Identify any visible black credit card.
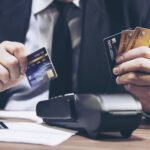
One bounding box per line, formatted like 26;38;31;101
103;32;121;77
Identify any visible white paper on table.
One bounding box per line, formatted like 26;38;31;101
0;122;77;146
0;111;42;123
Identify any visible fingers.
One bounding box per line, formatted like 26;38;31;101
0;81;3;91
1;74;25;91
0;48;20;80
0;41;27;91
114;46;150;112
113;58;150;75
124;84;150;112
116;46;150;64
1;41;27;74
0;64;9;84
113;46;150;82
116;72;150;86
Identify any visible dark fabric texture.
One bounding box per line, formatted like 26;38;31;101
0;0;150;108
50;1;73;97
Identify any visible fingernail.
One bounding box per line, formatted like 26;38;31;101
116;56;123;63
113;67;119;75
116;76;120;84
124;84;130;90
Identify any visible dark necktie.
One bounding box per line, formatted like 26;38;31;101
50;1;73;97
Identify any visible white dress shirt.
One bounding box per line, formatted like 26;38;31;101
5;0;82;110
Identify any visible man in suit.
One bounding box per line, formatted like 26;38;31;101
0;0;150;113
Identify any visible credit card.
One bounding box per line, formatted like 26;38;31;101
103;32;121;76
118;30;134;54
26;47;57;87
127;27;150;50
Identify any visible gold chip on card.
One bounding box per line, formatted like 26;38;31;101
47;69;55;78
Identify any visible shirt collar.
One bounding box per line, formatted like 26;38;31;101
33;0;80;15
73;0;80;8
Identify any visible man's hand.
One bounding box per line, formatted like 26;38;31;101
113;46;150;112
0;41;27;91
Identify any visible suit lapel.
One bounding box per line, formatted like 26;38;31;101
77;0;113;93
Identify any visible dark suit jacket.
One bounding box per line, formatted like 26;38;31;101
0;0;150;108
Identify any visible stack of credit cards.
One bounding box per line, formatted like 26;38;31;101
103;27;150;77
26;47;57;87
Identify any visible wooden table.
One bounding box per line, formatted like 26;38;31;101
0;120;150;150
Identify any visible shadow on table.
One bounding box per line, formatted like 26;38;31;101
78;131;144;142
140;118;150;129
77;118;150;142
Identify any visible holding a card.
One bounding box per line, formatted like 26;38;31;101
0;41;27;91
104;27;150;113
112;27;150;112
0;0;150;114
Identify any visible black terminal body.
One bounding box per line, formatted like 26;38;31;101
36;93;142;139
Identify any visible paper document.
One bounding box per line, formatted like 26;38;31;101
0;122;76;146
0;111;42;123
